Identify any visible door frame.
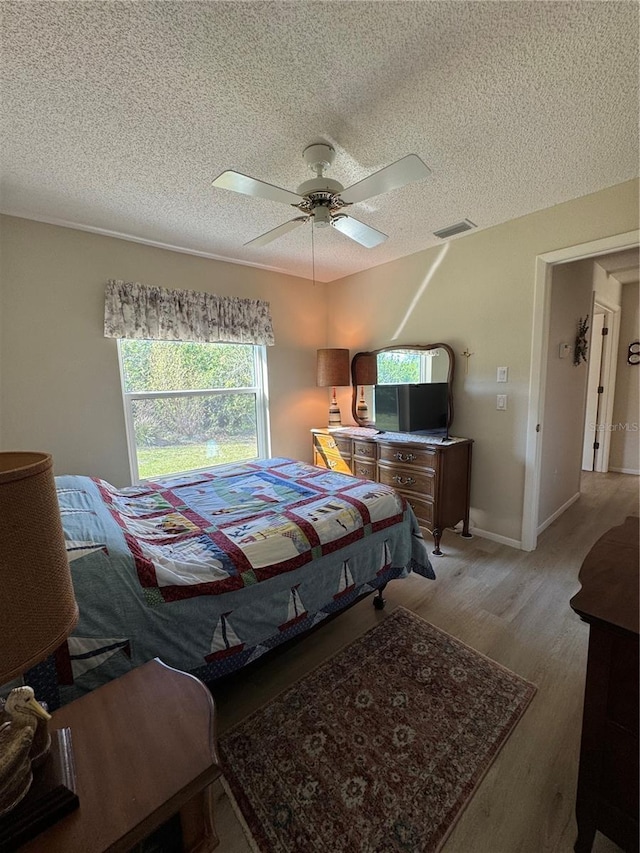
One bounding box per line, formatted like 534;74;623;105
591;298;621;472
521;229;639;551
581;308;606;472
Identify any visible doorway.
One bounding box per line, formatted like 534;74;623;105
522;230;639;551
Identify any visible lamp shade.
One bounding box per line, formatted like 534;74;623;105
354;353;378;386
0;452;78;684
317;348;350;387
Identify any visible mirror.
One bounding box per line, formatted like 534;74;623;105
351;343;455;428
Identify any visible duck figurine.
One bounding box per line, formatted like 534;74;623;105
0;687;52;817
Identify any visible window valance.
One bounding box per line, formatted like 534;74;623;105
104;280;275;346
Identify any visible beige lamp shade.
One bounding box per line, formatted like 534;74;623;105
0;452;78;684
354;353;378;386
316;348;350;387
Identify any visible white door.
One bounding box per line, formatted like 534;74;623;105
582;312;605;470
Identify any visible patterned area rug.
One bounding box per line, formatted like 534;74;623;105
219;607;536;853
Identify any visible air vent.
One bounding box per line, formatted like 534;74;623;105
433;219;476;239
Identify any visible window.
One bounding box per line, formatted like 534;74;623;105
118;340;270;482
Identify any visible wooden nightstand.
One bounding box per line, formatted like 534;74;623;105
18;659;221;853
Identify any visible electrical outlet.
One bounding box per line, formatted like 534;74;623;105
497;366;508;382
496;394;507;410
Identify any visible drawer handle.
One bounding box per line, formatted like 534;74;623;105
392;475;416;486
360;468;372;476
394;452;416;462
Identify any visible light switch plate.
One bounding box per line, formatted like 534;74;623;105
559;343;572;359
496;394;507;410
497;366;508;382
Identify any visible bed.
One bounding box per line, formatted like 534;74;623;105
53;457;434;703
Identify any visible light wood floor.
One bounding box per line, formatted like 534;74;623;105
210;471;639;853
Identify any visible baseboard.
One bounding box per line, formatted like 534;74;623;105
537;492;580;536
608;466;640;476
467;527;522;550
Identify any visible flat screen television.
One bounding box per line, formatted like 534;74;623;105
373;382;449;437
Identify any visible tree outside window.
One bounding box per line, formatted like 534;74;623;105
118;340;269;481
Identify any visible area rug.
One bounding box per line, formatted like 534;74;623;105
219;607;536;853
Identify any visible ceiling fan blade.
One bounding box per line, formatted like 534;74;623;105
212;170;301;206
244;217;308;248
331;214;387;248
340;154;431;205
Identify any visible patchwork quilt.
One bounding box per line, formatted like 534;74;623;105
54;457;434;702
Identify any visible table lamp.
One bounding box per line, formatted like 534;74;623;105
353;353;378;423
317;348;350;427
0;452;80;847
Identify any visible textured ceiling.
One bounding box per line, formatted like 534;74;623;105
1;2;638;282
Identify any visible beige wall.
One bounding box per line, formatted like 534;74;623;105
327;179;639;544
0;216;328;485
538;260;592;525
610;281;640;473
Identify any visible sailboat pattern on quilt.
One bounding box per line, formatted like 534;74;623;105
279;585;307;632
334;560;355;600
206;612;245;662
56;636;132;685
378;540;392;575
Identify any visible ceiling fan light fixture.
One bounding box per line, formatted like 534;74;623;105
313;205;332;228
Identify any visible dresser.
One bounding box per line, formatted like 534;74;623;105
570;516;639;853
311;428;473;555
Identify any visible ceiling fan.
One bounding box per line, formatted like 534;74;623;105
211;143;431;249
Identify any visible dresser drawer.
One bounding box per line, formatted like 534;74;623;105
313;433;352;456
402;495;434;528
313;449;352;475
353;460;376;480
378;444;438;471
353;440;377;460
378;463;435;498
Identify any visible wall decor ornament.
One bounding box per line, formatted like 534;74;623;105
574;315;589;366
460;348;474;374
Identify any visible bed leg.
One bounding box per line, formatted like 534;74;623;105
373;583;387;610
